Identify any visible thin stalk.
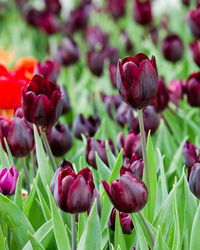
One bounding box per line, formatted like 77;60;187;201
21;158;30;193
71;214;77;250
137;109;150;190
138;211;155;246
40;128;57;172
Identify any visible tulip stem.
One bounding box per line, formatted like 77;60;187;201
138;211;155;246
137;109;150;192
71;214;77;250
21;158;30;193
40;128;57;172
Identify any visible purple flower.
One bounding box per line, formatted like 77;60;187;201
190;40;200;67
0;166;19;196
116;102;129;127
60;86;71;115
87;49;105;77
189;163;200;199
186;72;200;107
101;93;122;119
186;5;200;39
120;30;133;52
85;26;108;50
133;0;152;25
183;141;199;168
107;0;126;19
109;64;117;88
44;0;61;15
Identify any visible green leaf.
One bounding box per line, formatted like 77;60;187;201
77;212;87;243
0;226;7;250
96;152;111;182
0;193;34;248
33;125;53;190
28;231;45;250
14;173;23;211
172;188;180;250
0;144;10;169
77;200;101;250
114;210;126;249
48;187;71;250
105;140;116;170
190;202;200;250
3;138;14;166
154;226;170;250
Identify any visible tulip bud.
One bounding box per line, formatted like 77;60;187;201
186;6;200;39
87;49;105;76
183;141;199;168
34;60;60;83
133;0;152;25
86;137;115;169
117;53;158;110
149;27;159;46
85;26;108;50
108;208;134;234
152;76;169;112
102;170;148;213
186;72;200;107
101;94;122;119
0;116;34;158
107;0;126;20
190;40;200;67
0;166;19;196
162;34;183;63
54;37;80;66
168;80;183;105
120;30;133;52
60;86;71;115
50;160;95;213
189;163;200;199
46;122;73;157
72;114;100;139
121;157;144;180
109;64;117;88
45;0;61;15
117;130;142;159
22;74;63;128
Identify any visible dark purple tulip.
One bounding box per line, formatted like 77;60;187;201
190;41;200;67
133;0;152;25
65;5;89;34
34;60;60;83
50;160;95;213
186;72;200;107
46;122;73;157
54;37;80;66
45;0;61;15
86;137;115;169
121;157;144;180
107;0;126;19
186;5;200;39
0;116;34;158
117;130;142;159
162;34;183;63
22;74;63;128
87;49;105;76
87;189;101;217
72;114;100;139
102;170;148;213
105;47;119;65
116;102;129;127
168;80;183;105
0;166;19;196
108;208;134;234
149;27;159;46
120;30;133;52
128;106;159;135
183;141;199;168
152;76;169;112
85;26;108;50
60;86;71;115
109;64;117;88
101;93;122;119
189;163;200;199
117;53;158;110
182;0;190;6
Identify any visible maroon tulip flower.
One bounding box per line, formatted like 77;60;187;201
190;40;200;67
107;0;126;19
168;80;183;105
117;53;158;110
101;93;122;119
109;64;117;88
108;208;134;234
86;137;115;169
50;160;95;213
60;86;71;115
116;102;129;127
0;166;19;196
149;26;159;46
85;26;108;50
183;141;199;168
186;5;200;39
117;130;142;159
133;0;152;25
105;47;120;65
120;30;133;53
34;60;60;83
182;0;190;6
0;116;34;158
186;72;200;107
162;34;183;63
72;114;100;139
128;106;159;135
22;74;63;128
189;163;200;199
152;76;169;112
121;157;144;180
102;169;148;213
87;49;105;77
44;0;61;15
54;37;80;66
46;122;73;157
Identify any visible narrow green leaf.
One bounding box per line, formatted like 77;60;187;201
48;187;71;250
77;200;101;250
0;144;10;169
28;231;45;250
105;140;116;170
77;212;87;243
114;211;126;249
96;152;111;182
154;226;170;250
172;189;180;250
3;138;14;166
190;202;200;250
0;226;6;250
14;173;23;211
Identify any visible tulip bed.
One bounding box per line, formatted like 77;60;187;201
0;0;200;249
